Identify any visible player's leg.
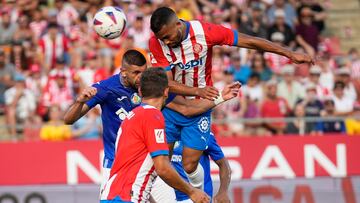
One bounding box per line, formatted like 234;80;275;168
181;115;211;190
99;166;111;198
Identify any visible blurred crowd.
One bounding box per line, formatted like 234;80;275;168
0;0;360;141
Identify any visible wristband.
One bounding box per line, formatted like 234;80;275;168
214;92;225;105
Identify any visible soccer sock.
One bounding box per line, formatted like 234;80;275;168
185;164;204;190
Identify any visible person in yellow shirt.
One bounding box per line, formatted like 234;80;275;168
345;103;360;135
40;105;71;141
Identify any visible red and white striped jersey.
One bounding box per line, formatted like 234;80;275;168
100;104;169;203
149;20;238;90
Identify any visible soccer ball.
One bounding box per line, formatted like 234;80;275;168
93;6;127;39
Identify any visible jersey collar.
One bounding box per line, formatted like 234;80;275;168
181;20;190;40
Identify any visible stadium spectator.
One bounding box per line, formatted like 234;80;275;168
261;80;291;135
172;0;194;21
335;68;357;102
0;8;18;45
315;99;346;134
267;9;296;49
295;6;319;55
29;8;47;40
239;4;267;39
318;53;335;91
264;32;291;74
0;48;16;93
241;73;265;136
55;0;79;35
38;23;69;71
267;0;297;29
277;64;305;109
9;40;31;72
4;74;36;140
297;0;327;32
251;51;273;81
345;102;360;135
212;46;230;83
285;103;308;135
307;65;331;100
227;53;252;84
76;51;97;88
72;108;102;140
40;105;71;141
13;15;34;46
331;81;355;116
127;14;151;50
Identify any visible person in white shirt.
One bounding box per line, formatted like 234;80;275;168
335;68;357;102
5;74;36;140
331;81;354;116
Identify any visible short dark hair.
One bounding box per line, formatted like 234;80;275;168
140;67;168;98
333;81;345;90
123;49;147;66
150;7;176;33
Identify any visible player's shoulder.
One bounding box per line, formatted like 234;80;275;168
94;74;120;87
137;105;164;120
149;36;161;46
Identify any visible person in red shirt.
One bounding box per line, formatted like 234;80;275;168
261;80;291;135
100;68;209;203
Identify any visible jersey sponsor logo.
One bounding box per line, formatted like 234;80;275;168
193;43;203;54
131;93;141;105
198;117;210;133
169;57;204;70
154;129;165;143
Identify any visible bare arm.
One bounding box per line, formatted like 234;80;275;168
236;32;314;64
213;158;231;203
166;82;241;117
64;87;97;124
153;155;210;203
166;71;219;100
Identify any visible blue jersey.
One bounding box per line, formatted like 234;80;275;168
170;133;225;201
86;74;142;168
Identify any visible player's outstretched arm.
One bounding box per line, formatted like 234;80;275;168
236;32;315;65
153;155;210;203
213;158;231;203
166;82;241;117
63;87;96;124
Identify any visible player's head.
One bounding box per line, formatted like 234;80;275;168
121;50;147;90
151;7;183;48
139;67;169;106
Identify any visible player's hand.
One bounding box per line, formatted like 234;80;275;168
76;87;97;103
213;191;231;203
197;86;219;101
189;188;210;203
289;52;315;65
222;81;241;101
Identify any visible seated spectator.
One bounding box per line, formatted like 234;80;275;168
76;51;97;88
127;14;151;50
345;102;360;135
0;49;16;110
277;65;305;109
0;8;18;45
264;32;291;74
72;108;101;140
29;8;47;41
297;83;324;133
40;105;71;141
5;74;36;140
227;53;252;84
212;46;230;83
335;68;357;102
315;99;346;134
241;73;265;136
23;115;43;141
331;81;354;116
297;0;327;32
295;6;319;56
318;53;335;91
267;9;296;49
261;80;291;135
285;103;308;135
307;65;331;100
348;48;360;101
239;4;267;39
251;51;273;81
267;0;297;29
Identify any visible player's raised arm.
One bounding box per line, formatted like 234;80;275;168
166;82;241;117
63;86;96;124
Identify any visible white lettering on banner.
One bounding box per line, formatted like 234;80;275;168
211;146;243;181
304;144;347;178
66;151;102;185
251;146;295;179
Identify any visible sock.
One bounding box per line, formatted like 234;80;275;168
185;164;204;190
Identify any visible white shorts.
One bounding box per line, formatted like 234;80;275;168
100;167;176;203
151;177;177;203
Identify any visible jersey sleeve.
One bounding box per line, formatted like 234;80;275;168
165;93;177;105
149;36;170;67
202;22;238;47
144;110;169;157
85;83;108;108
206;133;225;161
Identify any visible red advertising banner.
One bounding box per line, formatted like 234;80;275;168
0;135;360;185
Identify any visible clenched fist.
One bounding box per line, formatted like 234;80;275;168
76;87;97;103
